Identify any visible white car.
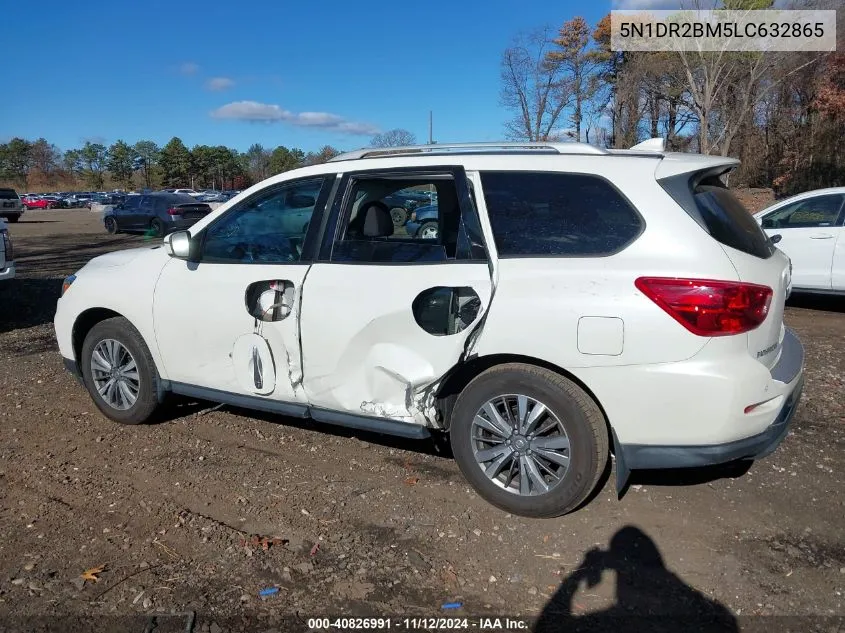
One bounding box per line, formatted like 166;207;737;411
753;188;845;294
167;188;204;198
0;218;14;281
54;141;804;517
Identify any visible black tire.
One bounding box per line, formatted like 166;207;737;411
104;216;118;234
450;363;608;518
390;207;408;226
7;215;20;223
80;317;160;425
417;221;438;240
149;218;163;237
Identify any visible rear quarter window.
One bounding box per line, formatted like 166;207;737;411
479;171;643;257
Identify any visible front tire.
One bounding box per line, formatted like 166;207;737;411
80;317;160;425
417;221;438;240
450;364;608;518
104;216;118;234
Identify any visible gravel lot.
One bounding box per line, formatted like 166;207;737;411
1;210;843;632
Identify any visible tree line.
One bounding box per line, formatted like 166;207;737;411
500;2;844;195
0;137;350;192
0;126;419;192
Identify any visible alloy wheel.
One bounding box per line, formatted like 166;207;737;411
90;339;141;410
471;394;571;496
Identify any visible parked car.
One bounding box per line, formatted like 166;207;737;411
404;204;439;239
0;218;14;281
40;195;66;208
196;191;233;203
382;190;432;226
103;192;212;237
754;188;845;294
55;140;804;518
164;188;203;197
21;195;57;210
0;188;23;223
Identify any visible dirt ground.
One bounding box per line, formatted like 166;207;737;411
0;210;843;633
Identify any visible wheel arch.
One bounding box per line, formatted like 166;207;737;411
436;353;613;441
71;307;126;365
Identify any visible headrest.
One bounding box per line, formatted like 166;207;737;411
361;202;394;238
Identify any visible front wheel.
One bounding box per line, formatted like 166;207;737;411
104;216;118;234
417;221;438;240
80;317;161;424
450;364;608;518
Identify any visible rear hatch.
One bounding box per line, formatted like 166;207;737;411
0;189;21;212
172;203;211;221
657;157;788;371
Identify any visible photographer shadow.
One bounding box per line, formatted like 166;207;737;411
534;526;738;633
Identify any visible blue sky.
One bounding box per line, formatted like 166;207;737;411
0;0;629;153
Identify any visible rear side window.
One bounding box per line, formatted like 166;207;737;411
0;189;18;199
479;171;643;257
661;174;774;259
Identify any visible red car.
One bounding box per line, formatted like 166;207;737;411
21;196;57;210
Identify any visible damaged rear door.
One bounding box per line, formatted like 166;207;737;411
299;166;492;426
153;175;335;403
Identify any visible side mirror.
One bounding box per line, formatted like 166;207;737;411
770;234;782;245
163;230;191;259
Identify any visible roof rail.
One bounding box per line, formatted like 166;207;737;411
328;141;608;162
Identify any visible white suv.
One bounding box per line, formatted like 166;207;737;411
0;218;14;281
54;141;804;517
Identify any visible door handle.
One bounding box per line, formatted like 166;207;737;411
809;234;834;239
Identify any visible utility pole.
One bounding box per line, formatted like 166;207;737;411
429;111;433;144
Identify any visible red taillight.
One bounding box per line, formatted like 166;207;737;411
167;207;181;216
635;277;773;336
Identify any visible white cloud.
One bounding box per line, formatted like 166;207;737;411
179;62;200;75
206;77;235;91
210;100;380;135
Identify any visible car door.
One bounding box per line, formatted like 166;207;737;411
760;193;845;290
299;166;492;424
153;175;335;405
137;196;157;230
116;195;141;229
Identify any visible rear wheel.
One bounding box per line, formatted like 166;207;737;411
80;317;160;425
149;218;164;237
7;215;19;223
104;216;118;234
450;363;608;518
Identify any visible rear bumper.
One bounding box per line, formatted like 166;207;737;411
0;262;15;281
616;328;804;474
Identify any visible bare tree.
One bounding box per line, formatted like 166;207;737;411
500;28;573;141
370;129;417;147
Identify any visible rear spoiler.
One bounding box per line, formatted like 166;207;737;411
655;153;740;180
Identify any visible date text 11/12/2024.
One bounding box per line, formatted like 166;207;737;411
306;617;530;630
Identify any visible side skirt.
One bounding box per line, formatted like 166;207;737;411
169;382;431;439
